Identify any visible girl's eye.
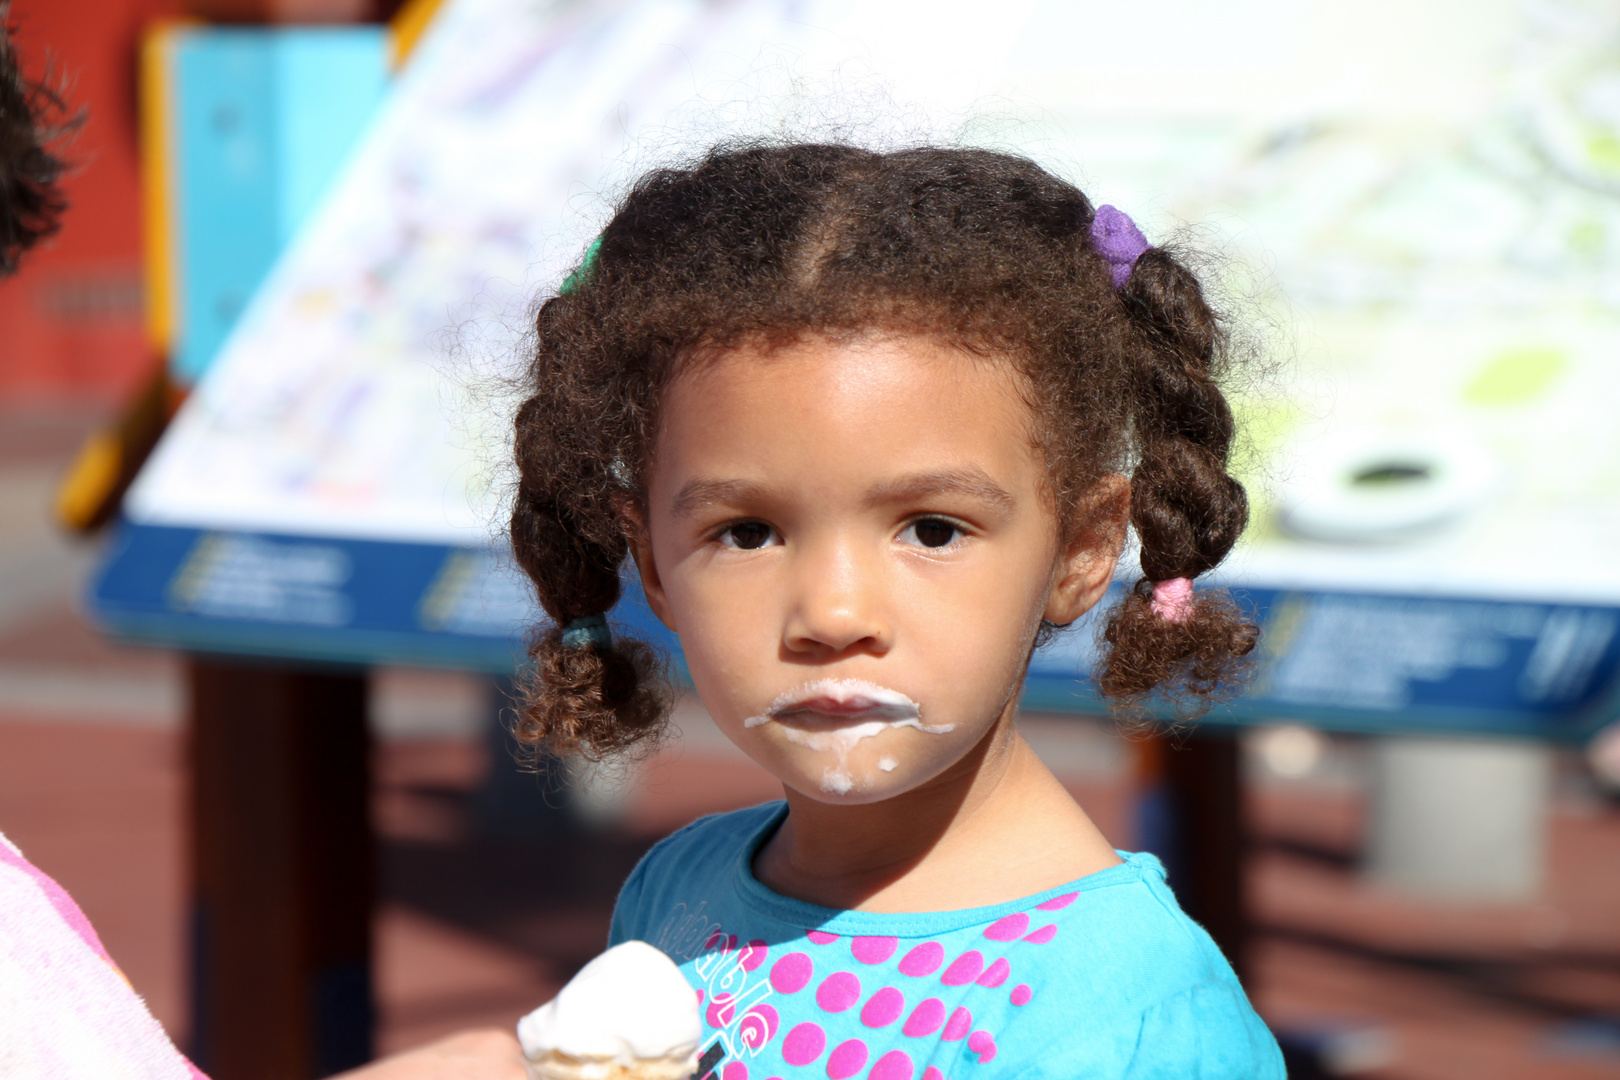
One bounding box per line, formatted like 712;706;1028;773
900;518;965;549
718;521;779;550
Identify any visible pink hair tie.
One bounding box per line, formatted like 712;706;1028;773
1150;577;1195;622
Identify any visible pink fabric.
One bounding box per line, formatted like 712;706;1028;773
0;840;113;965
0;831;207;1079
1150;577;1195;622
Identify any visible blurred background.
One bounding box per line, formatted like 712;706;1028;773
2;0;1619;1078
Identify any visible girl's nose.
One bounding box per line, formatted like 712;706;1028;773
782;537;891;657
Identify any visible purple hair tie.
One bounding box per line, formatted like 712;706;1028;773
1090;204;1151;289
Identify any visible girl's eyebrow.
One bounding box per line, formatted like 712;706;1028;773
671;478;766;518
865;469;1017;512
671;470;1019;519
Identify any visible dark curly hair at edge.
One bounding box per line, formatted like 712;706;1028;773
511;142;1258;760
1;3;78;275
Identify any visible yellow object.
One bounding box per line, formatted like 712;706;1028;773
389;0;449;69
1464;346;1567;406
139;22;186;355
54;364;182;534
55;433;125;532
58;24;193;535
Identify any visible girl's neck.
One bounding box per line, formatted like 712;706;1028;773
752;713;1121;914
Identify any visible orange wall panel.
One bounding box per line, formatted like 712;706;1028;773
0;0;175;400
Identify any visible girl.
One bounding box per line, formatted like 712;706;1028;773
510;144;1279;1079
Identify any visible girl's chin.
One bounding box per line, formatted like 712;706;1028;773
776;755;934;803
785;775;910;805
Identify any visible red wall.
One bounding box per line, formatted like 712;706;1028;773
0;0;176;402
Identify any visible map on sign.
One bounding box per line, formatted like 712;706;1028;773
108;0;1620;732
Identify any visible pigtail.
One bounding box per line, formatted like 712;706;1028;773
509;301;672;761
1097;248;1258;714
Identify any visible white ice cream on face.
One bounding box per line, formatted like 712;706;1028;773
516;941;701;1074
743;679;954;793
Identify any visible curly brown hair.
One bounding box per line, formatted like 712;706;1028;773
0;3;78;276
510;142;1257;759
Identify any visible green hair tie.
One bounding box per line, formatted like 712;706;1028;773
557;236;602;296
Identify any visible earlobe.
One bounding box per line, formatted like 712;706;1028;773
1044;476;1130;626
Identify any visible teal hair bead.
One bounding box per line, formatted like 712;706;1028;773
560;613;612;650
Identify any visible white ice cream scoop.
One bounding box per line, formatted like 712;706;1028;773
516;941;703;1080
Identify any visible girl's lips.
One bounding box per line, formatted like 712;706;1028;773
758;676;926;725
775;695;909;719
746;678;925;728
740;678;954;794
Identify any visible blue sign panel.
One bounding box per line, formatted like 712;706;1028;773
90;523;1620;741
89;522;677;674
1024;588;1620;742
170;28;389;383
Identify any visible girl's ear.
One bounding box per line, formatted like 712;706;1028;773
617;495;677;632
1045;475;1130;626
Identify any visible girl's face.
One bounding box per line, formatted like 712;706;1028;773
633;334;1121;804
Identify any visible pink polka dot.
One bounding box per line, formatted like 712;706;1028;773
859;986;904;1028
967;1031;997;1064
739;1003;779;1049
807;930;840;945
1010;983;1032;1006
1037;891;1078;910
696;989;705;1005
921;1070;944;1080
975;957;1010;988
940;950;984;986
941;1007;972;1041
740;940;769;971
816;971;862;1013
826;1039;869;1080
868;1049;914;1080
705;930;726;950
722;1061;749;1080
851;936;898;965
897;942;943;977
770;952;814;994
901;998;945;1038
782;1022;826;1066
1022;924;1058;944
984;913;1028;941
707;993;738;1028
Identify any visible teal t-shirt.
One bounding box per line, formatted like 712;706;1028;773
608;802;1283;1080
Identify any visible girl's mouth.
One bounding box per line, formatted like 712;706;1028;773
749;678;922;726
741;679;954;795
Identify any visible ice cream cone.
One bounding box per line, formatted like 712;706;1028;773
526;1049;698;1080
517;942;703;1080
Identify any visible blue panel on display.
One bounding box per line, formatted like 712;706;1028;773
88;522;679;675
90;523;1619;740
1023;588;1620;742
173;33;279;381
171;28;388;384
